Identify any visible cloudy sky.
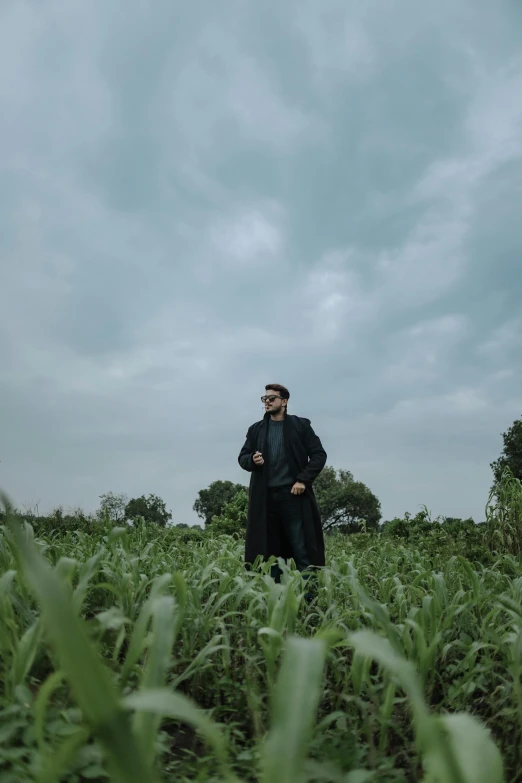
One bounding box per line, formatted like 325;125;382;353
1;1;521;527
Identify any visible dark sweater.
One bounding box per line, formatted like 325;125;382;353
267;418;293;488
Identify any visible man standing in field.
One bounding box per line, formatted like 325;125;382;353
238;383;327;587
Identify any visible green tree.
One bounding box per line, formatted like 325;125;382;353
491;416;522;486
313;466;381;533
124;493;172;527
193;480;246;527
210;490;248;537
96;492;128;523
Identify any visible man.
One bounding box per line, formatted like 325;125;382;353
238;383;327;586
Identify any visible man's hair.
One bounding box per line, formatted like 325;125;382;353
265;383;290;407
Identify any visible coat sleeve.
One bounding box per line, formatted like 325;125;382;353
238;427;258;472
295;422;327;485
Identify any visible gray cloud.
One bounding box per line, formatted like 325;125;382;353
1;0;521;526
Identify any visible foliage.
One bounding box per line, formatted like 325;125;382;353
491;416;522;486
96;492;129;522
313;465;382;533
1;487;521;782
210;490;248;538
0;505;98;536
193;480;247;527
440;516;478;532
381;507;441;539
125;494;172;527
168;524;206;545
484;466;522;556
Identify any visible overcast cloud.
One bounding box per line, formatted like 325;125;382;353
1;0;521;525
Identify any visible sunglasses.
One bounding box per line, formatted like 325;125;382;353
261;395;282;404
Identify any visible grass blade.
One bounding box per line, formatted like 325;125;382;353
12;618;42;688
348;630;505;783
260;635;327;783
423;713;504;783
133;595;176;766
123;687;238;781
4;505;156;783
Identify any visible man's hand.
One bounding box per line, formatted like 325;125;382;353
291;481;306;495
253;451;264;466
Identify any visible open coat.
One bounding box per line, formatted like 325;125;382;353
238;413;327;569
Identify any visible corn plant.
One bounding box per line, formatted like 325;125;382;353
485;467;522;557
0;490;519;782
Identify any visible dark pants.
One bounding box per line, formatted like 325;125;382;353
266;485;311;583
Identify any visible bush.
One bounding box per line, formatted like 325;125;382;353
209;489;248;538
381;508;434;540
1;506;98;537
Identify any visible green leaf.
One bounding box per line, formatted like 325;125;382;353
3;508;156;783
81;764;109;779
423;713;505;783
348;630;428;723
95;607;129;632
34;670;64;752
120;574;171;681
123;688;237;781
12;619;42;688
0;720;25;743
37;727;90;783
0;569;17;596
345;772;374;783
348;631;504;783
260;636;327;783
133;596;175;766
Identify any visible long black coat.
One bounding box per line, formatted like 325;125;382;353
238;413;327;569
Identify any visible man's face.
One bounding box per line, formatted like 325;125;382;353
261;391;286;415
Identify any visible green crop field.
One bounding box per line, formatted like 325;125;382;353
1;473;521;783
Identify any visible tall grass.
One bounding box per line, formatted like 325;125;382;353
1;479;521;782
485;467;522;557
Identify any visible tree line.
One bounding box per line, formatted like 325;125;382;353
2;415;520;535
